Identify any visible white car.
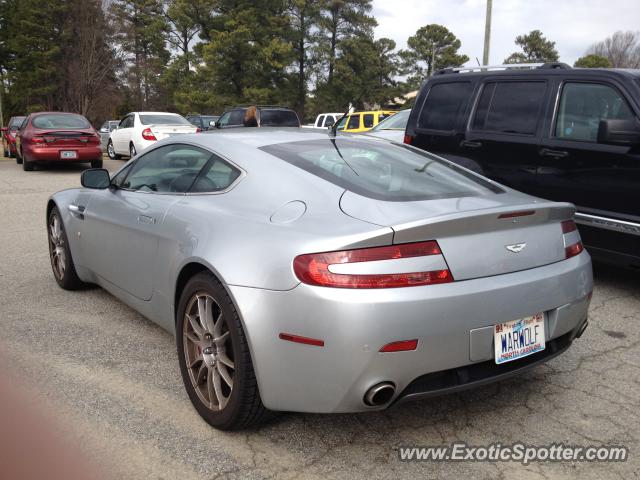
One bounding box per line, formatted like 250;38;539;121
303;113;343;129
107;112;198;159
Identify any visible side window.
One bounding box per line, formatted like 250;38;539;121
555;82;635;142
190;156;242;193
419;82;473;131
217;112;230;127
119;116;132;129
228;110;245;125
316;115;325;127
121;144;212;193
111;163;133;188
323;116;335;127
472;81;546;135
363;114;375;128
346;115;360;130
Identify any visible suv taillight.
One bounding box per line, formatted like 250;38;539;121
142;128;157;141
293;241;453;289
403;134;413;145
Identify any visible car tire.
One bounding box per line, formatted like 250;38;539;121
176;271;270;430
48;206;86;290
107;140;121;160
15;149;23;164
129;143;137;158
22;155;34;171
91;159;103;169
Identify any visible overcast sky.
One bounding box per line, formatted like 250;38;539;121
373;0;639;66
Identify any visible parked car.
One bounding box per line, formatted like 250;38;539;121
98;120;120;151
15;112;102;171
47;129;591;430
214;106;300;128
186;114;220;131
303;113;342;128
2;116;26;158
404;63;640;268
335;110;397;133
107;112;198;159
364;109;410;142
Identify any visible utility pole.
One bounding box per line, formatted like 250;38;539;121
482;0;492;66
0;72;4;128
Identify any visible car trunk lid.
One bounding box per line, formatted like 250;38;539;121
340;191;575;281
148;124;197;140
36;130;99;147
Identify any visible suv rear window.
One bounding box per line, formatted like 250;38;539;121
419;82;472;131
472;81;546;135
259;109;300;127
260;139;502;202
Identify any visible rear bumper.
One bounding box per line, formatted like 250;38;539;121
24;144;102;162
228;251;593;413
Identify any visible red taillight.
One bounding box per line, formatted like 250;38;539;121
142;128;157;141
195;127;202;133
32;136;45;144
498;210;536;219
561;220;577;234
379;339;418;353
565;241;584;259
279;333;324;347
293;241;453;289
403;134;413;145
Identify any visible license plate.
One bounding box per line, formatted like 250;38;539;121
494;313;545;364
60;151;77;159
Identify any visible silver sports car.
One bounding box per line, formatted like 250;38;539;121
47;129;593;430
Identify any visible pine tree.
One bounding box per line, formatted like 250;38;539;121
504;30;559;64
399;24;469;88
110;0;170;110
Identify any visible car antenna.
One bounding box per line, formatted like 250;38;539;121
329;96;362;138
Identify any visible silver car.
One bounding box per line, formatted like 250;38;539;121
47;129;593;430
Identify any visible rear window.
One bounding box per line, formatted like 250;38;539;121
419;82;472;131
372;110;410;131
140;114;190;125
260;109;300;127
260;139;502;202
9;117;25;129
32;114;90;129
472;81;546;135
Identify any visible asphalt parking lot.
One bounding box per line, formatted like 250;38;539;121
0;154;638;479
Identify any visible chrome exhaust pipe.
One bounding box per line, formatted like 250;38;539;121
364;382;396;406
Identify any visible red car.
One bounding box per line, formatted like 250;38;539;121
15;112;102;171
2;116;26;158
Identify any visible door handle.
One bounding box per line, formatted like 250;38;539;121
68;204;85;219
520;167;538;174
460;140;482;149
540;148;569;159
137;215;156;225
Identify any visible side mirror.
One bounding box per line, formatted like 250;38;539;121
598;119;640;146
209;120;216;127
81;169;111;189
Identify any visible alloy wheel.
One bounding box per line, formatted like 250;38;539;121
108;142;115;158
183;292;235;411
49;213;66;280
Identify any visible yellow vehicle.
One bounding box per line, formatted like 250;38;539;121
336;110;397;133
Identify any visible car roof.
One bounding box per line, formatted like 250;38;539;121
431;67;640;82
131;111;183;115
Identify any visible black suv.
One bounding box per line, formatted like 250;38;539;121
214;106;300;128
405;63;640;268
186;114;220;131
